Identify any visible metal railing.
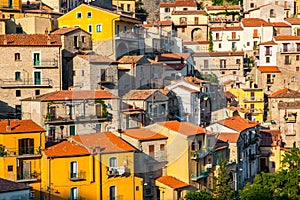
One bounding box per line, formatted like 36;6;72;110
106;166;129;178
243;97;264;102
69;170;86;181
0;78;52;87
0;147;42;157
33;59;58;68
115;31;138;40
227;35;240;41
191;170;209;181
17;171;40;181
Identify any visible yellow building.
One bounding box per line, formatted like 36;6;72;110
228;88;265;122
57;3;141;59
112;0;135;16
0;0;22;10
0;119;45;192
42;132;143;200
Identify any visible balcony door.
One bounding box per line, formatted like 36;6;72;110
33;53;40;66
18;138;34;155
34;71;41;85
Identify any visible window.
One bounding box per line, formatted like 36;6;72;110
253;29;258;38
250;3;255;8
266;46;271;55
204;60;209;68
220;59;226;68
297;44;300;52
297;67;300;71
96;24;102;32
70;161;78;178
16;90;21;97
164;7;170;12
160;144;165;151
87;11;92;18
149;145;154;158
70;187;78;200
247;42;250;46
191;142;196;150
34;71;41;85
8;0;12;8
116;25;120;36
33;52;40;66
15;53;20;61
120;3;124;10
7;165;13;172
297;55;300;61
35;90;40;96
216;33;220;40
16;26;22;33
70;125;75;136
232;42;236;49
124;26;127;33
109;186;116;200
285;55;290;64
270;9;275;17
180;17;187;24
250;104;254;112
182;28;185;33
275;1;278;5
219;43;222;48
109;157;117;168
18;138;33;155
15;72;21;81
81;36;85;43
127;4;130;11
283;43;288;52
100;69;106;81
266;57;270;63
236;59;241;65
183;8;188;10
88;25;92;33
267;74;272;84
194;17;199;24
74;36;78;48
232;32;236;39
76;12;82;19
292;76;296;82
96;124;101;132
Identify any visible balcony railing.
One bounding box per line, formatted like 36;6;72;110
17;171;40;182
280;47;300;53
154;151;167;162
106;166;129;178
69;170;86;181
243;97;264;102
33;59;58;68
115;31;138;40
198;64;241;71
45;113;110;124
191;147;214;160
0;147;42;157
0;78;52;88
191;170;209;181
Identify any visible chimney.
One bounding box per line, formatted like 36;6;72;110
6;119;11;131
3;35;7;45
47;35;51;45
45;27;49;35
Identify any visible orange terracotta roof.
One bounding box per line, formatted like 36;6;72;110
0;34;61;46
0;119;45;134
157;121;205;136
257;66;280;73
160;0;197;8
242;18;272;27
269;88;300;98
274;36;300;41
77;55;116;63
159;88;170;95
44;141;90;158
118;55;145;63
156;176;189;189
285;18;300;25
22;90;118;101
172;10;207;15
206;5;240;10
123;89;159;100
218;116;259;132
72;132;136;153
165;63;186;70
271;22;290;27
156;20;173;26
123;129;168;141
259;40;277;45
51;27;84;35
210;26;243;31
218;132;240;143
156;53;191;61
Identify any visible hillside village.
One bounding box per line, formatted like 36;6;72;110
0;0;300;199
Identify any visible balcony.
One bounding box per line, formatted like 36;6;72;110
106;166;129;178
17;171;40;183
280;47;300;53
115;31;138;41
33;59;58;68
45;113;110;125
154;151;167;162
190;147;214;160
213;37;222;41
243;97;264;102
227;35;240;41
267;79;274;84
191;170;209;181
69;170;86;181
0;78;52;88
0;147;42;158
285;113;297;123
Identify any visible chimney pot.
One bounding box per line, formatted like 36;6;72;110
6;119;11;131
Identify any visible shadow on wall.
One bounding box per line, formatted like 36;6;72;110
0;100;18;119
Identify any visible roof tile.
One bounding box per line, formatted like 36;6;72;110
157;121;205;136
122;129;168;141
0;119;45;134
257;66;280;73
44;141;90;158
156;176;189;189
0;34;61;46
217;116;259;132
269;88;300;98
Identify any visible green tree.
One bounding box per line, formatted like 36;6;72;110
185;190;215;200
212;157;234;200
135;0;148;22
200;73;219;84
209;31;213;52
